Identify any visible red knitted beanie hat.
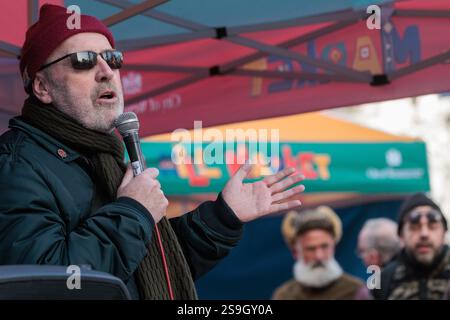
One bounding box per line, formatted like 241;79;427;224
20;4;114;91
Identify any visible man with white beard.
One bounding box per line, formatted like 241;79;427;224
272;206;365;299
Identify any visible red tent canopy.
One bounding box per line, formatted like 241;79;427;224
119;0;450;136
1;0;449;136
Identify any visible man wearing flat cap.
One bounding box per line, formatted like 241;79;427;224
372;193;450;300
272;206;365;299
0;4;305;299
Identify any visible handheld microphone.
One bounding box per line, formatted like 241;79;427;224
114;112;146;177
115;112;175;299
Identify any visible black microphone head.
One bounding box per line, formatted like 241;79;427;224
115;112;139;136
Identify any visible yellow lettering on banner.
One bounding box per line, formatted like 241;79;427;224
353;36;382;74
196;148;222;178
176;161;189;179
243;59;267;97
197;164;222;178
314;154;331;180
174;145;190;178
249;153;274;178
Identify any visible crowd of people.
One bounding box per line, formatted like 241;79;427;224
273;193;450;300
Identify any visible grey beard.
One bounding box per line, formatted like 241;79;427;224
293;258;343;288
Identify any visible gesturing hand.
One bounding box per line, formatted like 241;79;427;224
222;164;305;223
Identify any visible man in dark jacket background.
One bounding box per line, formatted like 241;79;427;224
372;193;450;300
0;4;305;300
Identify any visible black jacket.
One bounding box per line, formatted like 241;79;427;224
0;117;244;298
372;245;450;300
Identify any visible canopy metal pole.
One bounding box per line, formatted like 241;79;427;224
220;20;355;72
116;29;217;51
99;0;366;31
104;1;370;82
0;41;21;58
102;0;168;27
122;64;210;74
395;9;450;18
226;10;366;34
227;36;371;82
233;69;366;83
101;0;366;47
122;63;366;82
389;51;450;80
28;0;39;26
119;20;360;83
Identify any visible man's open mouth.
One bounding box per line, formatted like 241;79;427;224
98;90;117;100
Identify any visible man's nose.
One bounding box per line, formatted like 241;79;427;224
419;224;431;239
95;56;114;82
419;216;431;238
314;248;326;261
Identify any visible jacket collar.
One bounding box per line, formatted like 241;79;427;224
9;116;81;162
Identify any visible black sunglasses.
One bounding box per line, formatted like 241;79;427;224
406;209;442;225
38;50;123;71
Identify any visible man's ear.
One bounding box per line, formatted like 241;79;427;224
32;71;53;104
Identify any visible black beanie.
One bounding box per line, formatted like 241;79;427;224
397;193;447;235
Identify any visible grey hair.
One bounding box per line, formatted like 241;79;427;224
361;218;401;264
40;68;57;86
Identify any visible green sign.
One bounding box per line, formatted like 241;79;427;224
140;141;430;195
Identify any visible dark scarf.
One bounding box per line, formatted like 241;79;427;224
21;96;197;300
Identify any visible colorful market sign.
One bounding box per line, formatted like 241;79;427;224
140;141;429;195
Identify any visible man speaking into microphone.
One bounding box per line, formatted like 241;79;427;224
0;4;305;300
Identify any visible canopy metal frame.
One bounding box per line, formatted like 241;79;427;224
95;0;450;103
1;0;449;109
